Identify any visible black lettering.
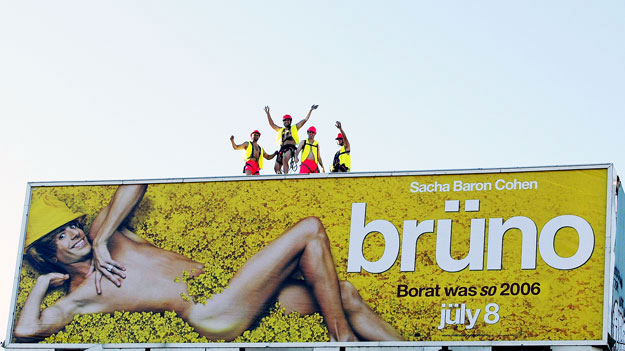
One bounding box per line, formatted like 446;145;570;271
444;286;459;296
500;283;510;296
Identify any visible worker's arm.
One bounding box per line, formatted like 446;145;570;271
295;104;318;130
294;140;306;164
317;144;325;173
336;121;350;151
265;106;280;131
263;149;278;160
230;136;249;150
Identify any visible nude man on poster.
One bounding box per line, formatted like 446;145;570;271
15;184;403;342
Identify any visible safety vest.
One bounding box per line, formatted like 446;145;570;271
333;146;351;171
276;125;299;145
245;142;263;169
301;140;319;163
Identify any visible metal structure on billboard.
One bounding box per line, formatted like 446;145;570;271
3;164;620;351
610;178;624;351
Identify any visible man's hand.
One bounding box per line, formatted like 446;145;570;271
41;272;69;288
311;104;318;110
335;121;342;129
91;241;126;294
230;135;234;141
264;106;270;114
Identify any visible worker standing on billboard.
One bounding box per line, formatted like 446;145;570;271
331;121;350;172
230;130;277;176
295;126;325;174
16;185;404;342
264;104;318;174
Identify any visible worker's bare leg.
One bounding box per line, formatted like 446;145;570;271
282;151;291;174
274;159;282;174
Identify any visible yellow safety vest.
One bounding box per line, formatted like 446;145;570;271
335;146;351;170
301;140;318;163
245;142;263;169
276;125;299;145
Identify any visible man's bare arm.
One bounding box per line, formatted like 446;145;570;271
230;136;248;150
89;184;147;293
295;105;318;130
14;273;75;339
265;106;280;131
263;150;278;160
336;121;350;151
317;144;325;173
294;140;306;164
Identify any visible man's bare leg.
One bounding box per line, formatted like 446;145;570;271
186;217;356;341
282;152;291;174
278;280;404;341
274;159;282;174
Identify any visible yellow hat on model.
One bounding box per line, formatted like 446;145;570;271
25;194;85;250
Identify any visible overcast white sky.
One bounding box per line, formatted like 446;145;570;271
1;1;624;345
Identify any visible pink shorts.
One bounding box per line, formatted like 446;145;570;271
299;159;319;174
244;160;260;175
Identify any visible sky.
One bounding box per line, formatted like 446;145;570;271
0;0;624;346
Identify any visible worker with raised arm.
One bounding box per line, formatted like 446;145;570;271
265;104;318;174
230;130;276;176
331;121;351;172
294;126;325;174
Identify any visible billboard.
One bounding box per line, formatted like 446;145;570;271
5;165;615;347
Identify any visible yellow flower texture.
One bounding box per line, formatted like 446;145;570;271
15;169;608;344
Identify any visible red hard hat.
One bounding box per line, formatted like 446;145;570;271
307;126;317;133
283;114;292;120
250;130;261;136
335;133;343;139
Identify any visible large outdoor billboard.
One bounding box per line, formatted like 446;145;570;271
5;165;615;348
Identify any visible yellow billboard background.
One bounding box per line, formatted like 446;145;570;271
14;168;608;344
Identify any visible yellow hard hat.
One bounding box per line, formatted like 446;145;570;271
25;194;85;250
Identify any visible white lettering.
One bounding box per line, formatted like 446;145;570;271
409;181;450;193
538;215;594;270
347;202;595;273
400;220;435;271
495;179;538;190
410;181;419;193
487;217;538;270
466;308;480;329
453;180;492;192
436;218;486;272
347;203;400;273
